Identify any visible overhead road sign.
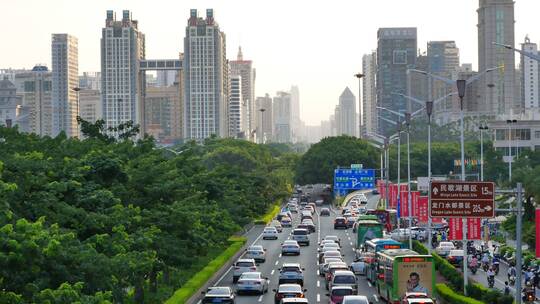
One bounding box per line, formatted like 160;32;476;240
430;181;495;218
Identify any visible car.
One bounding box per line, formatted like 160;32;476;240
342;295;371;304
301;219;316;233
371;189;380;195
282;240;301;256
410;227;427;241
291;228;310;246
325;262;349;287
232;258;257;283
301;211;314;222
320;208;331;216
346;217;356;228
329;270;357;294
297;224;312;233
319;250;343;265
277;211;292;221
326;286;354;304
318;242;341;253
390;228;412;242
273;284;307;304
349;257;367;275
401;292;435;304
263;227;279;240
323;235;341;246
278;263;305;286
319;257;343;276
288;203;299;213
319;239;339;249
245;245;266;262
318;247;342;262
435;241;456;257
315;199;324;206
446;249;465;266
202;286;235;304
236;272;269;295
308;202;317;210
281;216;293;228
271;220;284;233
334;217;348;229
341;208;350;215
280;298;309;304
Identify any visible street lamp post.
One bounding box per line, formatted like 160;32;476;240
354;73;365;138
259;108;266;144
72;87;82;137
405;112;413;249
426;100;433;253
479;125;489;181
506;119;517;182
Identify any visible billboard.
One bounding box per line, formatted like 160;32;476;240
448;218;482;240
397;258;434;298
334;168;375;192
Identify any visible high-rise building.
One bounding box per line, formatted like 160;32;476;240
14;66;53;136
79;72;101;91
289;85;300;141
478;0;516;115
229;47;255;140
0;77;23;128
255;94;273;143
377;28;417;135
144;85;182;143
337;87;357;137
52;33;79;137
273;91;292;143
228;75;244;138
520;37;539;109
184;9;228;140
362;51;377;138
78;89;102;123
427;41;460;76
101;10;145;135
156;70;178;87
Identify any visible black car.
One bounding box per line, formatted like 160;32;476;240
202;286;235;304
334;217;348;229
320;208;331;216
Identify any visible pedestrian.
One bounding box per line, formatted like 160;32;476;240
432;234;438;248
504;281;510;295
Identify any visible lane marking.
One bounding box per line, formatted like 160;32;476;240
271;269;275;275
373;294;379;302
368;281;372;287
279;253;282;258
317;293;321;302
258;295;263;302
317;269;320;276
275;260;279;266
350;242;353;246
317;280;320;287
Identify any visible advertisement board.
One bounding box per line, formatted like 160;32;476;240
448;218;482;240
417;196;429;223
536;209;540;258
397;259;434;298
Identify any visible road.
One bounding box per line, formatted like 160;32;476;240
207;186;381;304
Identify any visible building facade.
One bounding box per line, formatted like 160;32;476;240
377;28;417;135
144;85;182;143
78;89;102;123
478;0;516;114
184;9;228;140
101;10;145;135
229;47;255;140
337;87;357;137
362;51;377;138
289;85;300;142
228;75;244;138
520;37;539;109
273;91;291;143
13;66;53;136
255;94;273;143
79;72;101;91
52;33;79;137
0;77;23;128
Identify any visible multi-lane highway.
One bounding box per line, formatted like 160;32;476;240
206;187;380;304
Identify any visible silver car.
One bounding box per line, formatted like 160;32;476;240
281;240;301;255
342;295;371;304
232;258;257;283
329;270;358;294
245;245;266;262
236;272;269;295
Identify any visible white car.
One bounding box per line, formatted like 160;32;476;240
236;272;269;295
342;295;371;304
435;241;456;257
390;228;412;242
323;235;341;246
232;258;257;283
319;257;343;276
281;240;301;255
410;227;427;241
262;226;279;240
349;257;366;275
245;245;266;262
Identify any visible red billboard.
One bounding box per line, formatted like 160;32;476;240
448;218;463;240
398;191;419;218
448;218;482;240
389;184;398;209
417;196;429;223
467;218;482;240
536;209;540;258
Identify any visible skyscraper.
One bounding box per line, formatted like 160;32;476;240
255;94;273;143
101;10;145;135
427;41;460;76
289;85;300;142
228;75;244;138
229;47;255;140
273;91;291;143
52;33;79;137
377;28;417;135
362;51;377;138
184;9;228;140
520;37;539;109
337;87;357;137
477;0;516;115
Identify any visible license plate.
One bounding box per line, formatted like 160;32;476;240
212;299;223;303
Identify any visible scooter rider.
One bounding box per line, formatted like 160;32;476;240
482;253;490;270
469;255;479;273
508;265;517;280
487;267;496;288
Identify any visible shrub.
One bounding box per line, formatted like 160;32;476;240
436;283;484;304
255;201;281;225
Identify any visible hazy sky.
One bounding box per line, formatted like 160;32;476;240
2;0;539;125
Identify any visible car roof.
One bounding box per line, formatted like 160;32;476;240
281;298;309;303
265;226;277;230
328;262;348;268
236;258;255;263
249;245;264;250
282;263;301;268
207;286;231;295
277;284;302;292
331;285;354;291
342;295;370;302
333;270;355;276
293;228;309;232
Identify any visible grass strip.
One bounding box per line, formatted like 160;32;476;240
436;283;484;304
165;237;247;304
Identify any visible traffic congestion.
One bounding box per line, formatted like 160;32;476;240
200;185;437;304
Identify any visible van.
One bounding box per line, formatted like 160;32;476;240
329;270;357;294
291;228;310;246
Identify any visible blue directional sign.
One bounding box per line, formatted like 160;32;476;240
333;168;376;192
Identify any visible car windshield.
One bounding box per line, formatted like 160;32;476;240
278;285;301;293
283;241;297;245
207;287;230;295
332;288;353;296
264;227;276;232
240;272;260;279
249;246;263;251
325;251;341;257
282;266;301;272
236;262;254;267
334;275;356;284
293;229;308;235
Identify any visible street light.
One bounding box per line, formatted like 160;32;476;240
506;119;517;182
72;87;82;137
354;73;365;137
479;125;489;181
259;108;266;144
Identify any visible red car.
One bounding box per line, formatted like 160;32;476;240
326;286;354;304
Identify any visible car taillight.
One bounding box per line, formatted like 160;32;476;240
234;267;240;270
254;281;261;285
250;267;257;270
299;294;305;298
378;274;385;279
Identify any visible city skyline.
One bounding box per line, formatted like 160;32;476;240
2;0;540;126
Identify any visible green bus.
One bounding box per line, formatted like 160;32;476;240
375;249;435;304
355;216;383;249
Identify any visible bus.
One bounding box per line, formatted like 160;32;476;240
355;218;383;249
375;249;435;304
361;239;405;283
366;209;397;232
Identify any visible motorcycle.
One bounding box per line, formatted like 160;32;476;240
482;262;489;272
488;276;495;288
470;264;478;275
523;290;535;303
493;262;500;275
509;275;516;286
